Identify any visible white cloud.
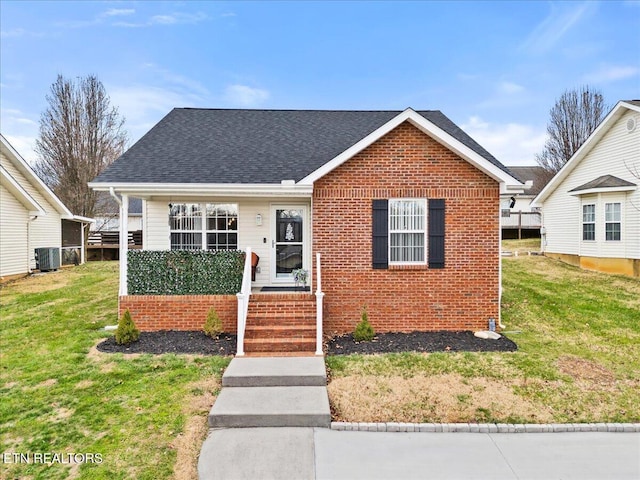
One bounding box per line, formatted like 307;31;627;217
2;135;39;164
521;1;596;54
224;85;270;107
102;9;135;17
461;116;547;166
584;64;640;83
499;81;525;95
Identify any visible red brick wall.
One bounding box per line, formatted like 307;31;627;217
119;295;237;332
313;121;500;334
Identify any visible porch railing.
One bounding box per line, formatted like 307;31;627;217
236;247;253;356
315;253;324;355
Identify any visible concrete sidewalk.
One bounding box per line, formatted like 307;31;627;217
199;428;640;479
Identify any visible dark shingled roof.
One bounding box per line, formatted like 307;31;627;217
507;166;552;196
569;175;637;192
93;108;511;184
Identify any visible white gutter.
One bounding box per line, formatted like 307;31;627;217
90;182;314;197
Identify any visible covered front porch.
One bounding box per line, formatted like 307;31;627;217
108;187;324;356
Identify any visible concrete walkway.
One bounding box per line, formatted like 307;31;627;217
199;357;640;479
199;428;640;479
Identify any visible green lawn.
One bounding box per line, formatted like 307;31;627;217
327;256;640;424
0;263;230;480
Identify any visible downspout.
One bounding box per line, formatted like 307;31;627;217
109;187;128;296
27;215;38;273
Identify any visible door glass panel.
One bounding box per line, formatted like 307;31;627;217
275;209;303;278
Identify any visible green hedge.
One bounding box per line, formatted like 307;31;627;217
127;250;244;295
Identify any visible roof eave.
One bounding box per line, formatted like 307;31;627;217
0;134;74;217
88;182;314;198
568;185;637;196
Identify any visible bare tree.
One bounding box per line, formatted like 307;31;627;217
34;74;128;218
536;86;609;175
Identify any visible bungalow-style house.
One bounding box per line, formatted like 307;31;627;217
0;134;93;281
532;100;640;277
89;108;524;354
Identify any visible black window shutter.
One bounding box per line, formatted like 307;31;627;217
428;199;445;268
372;199;388;269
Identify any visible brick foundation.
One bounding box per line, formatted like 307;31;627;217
313;121;500;334
119;295;237;332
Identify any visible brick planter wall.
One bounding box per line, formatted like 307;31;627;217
313;121;500;334
119;295;237;332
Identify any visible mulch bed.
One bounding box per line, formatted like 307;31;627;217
327;331;517;355
96;330;516;356
97;331;237;356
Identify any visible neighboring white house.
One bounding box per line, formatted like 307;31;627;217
91;192;143;232
0;134;92;280
532;100;640;277
502;166;549;239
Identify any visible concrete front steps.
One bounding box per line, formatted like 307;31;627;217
244;294;317;355
209;356;331;428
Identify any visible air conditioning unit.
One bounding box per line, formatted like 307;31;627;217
35;247;61;271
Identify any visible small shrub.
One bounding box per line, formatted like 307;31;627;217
203;307;223;338
353;306;375;342
115;309;140;345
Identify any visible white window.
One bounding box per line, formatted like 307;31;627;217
170;203;202;250
169;203;238;250
605;202;621;241
206;204;238;250
389;199;426;264
582;204;595;241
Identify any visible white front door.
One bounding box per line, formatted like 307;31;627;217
271;205;307;283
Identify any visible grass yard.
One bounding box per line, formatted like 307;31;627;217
327;254;640;424
1;254;639;478
0;263;230;480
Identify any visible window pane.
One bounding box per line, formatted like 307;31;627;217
583;224;595;241
606;223;621;241
605;203;621;222
582;204;595;222
171;232;202;250
390;233;425;262
170;203;201;231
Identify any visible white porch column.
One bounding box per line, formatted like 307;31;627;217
119;194;129;296
80;222;86;265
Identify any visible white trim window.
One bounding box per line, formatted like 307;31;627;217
206;204;238;250
169;203;238;250
604;202;621;241
170;203;202;250
582;204;595;241
389;199;427;264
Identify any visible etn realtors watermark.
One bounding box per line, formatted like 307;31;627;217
2;452;103;465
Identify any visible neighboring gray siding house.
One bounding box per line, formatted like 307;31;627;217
532;100;640;277
0;134;92;280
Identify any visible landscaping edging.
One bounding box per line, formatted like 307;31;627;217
331;422;640;433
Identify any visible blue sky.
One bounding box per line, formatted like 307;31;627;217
1;1;639;166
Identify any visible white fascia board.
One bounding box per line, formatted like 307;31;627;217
88;182;314;198
63;214;95;223
0;134;73;217
0;164;46;214
299;108;524;193
568;185;637;196
533;101;638;206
